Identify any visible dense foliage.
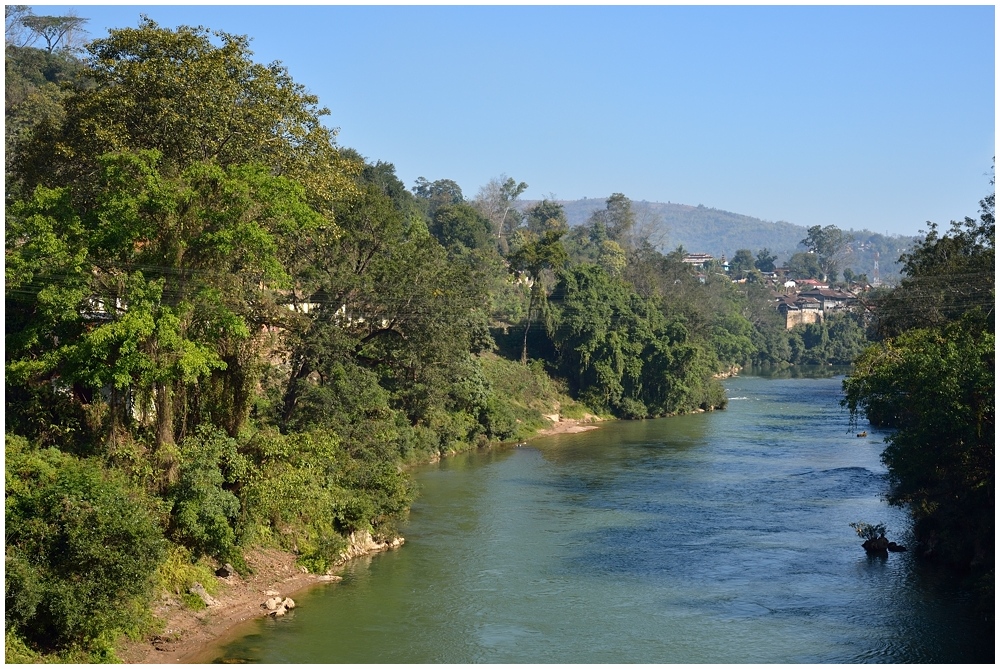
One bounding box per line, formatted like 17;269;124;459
843;183;994;614
5;435;166;658
6;12;956;660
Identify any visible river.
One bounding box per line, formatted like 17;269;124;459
193;371;992;663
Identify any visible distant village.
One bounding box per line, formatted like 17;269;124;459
681;253;866;330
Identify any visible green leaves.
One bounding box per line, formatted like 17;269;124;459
547;264;724;418
5;436;166;654
843;313;994;570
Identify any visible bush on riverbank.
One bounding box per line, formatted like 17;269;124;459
843;188;994;619
4;436;166;660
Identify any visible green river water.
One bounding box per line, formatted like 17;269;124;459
193;371;993;663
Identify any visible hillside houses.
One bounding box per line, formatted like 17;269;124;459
776;287;857;329
680;250;863;329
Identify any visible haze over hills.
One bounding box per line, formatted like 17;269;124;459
521;197;918;283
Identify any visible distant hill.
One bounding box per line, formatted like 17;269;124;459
519;197;918;284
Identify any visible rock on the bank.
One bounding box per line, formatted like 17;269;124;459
331;531;404;569
215;562;236;578
262;595;297;617
189;582;219;607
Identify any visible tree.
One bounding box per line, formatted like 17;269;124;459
547;264;725;417
430;202;493;252
7;20;357;454
729;249;755;278
279;156;493;433
12;18;349;206
754;248;777;273
5;5;34;47
630;201;669;251
413;177;464;218
588;193;636;247
473;175;528;251
525;198;568;236
508;226;567;363
5;11;87;172
786;251;823;280
6;151;321;454
800;224;851;282
843;313;993;572
871;186;994;338
19;13;87;53
843;174;994;614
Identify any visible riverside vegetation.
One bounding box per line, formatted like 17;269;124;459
4;10;994;660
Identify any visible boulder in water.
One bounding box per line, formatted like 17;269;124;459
862;536;889;554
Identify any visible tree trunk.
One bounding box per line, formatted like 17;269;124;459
521;290;534;365
281;355;313;424
154;381;175;449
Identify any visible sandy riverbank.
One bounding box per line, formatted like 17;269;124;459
117;548;353;663
533;413;603;436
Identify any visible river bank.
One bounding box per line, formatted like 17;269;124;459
182;374;991;664
119;413;602;663
117;540;402;664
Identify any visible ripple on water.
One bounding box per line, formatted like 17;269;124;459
199;374;993;664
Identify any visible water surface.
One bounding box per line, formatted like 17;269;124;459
195;373;992;663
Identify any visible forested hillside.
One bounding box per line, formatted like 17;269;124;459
4;8;989;661
526;198;916;283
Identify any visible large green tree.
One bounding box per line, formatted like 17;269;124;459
429;202;493;252
785;251;823;280
10;18;352;206
729;248;755;278
547;264;724;418
7;150;320;455
799;224;850;283
508;211;568;364
279;159;493;438
843;314;993;571
412;176;464;219
870;189;994;338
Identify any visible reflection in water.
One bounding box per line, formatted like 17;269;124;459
196;374;992;664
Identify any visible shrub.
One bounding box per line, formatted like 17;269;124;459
154;544;221;600
850;521;888;542
166;427;245;564
236;429;411;573
4;436;166;655
480;396;519;441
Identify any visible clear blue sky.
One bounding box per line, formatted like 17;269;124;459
34;3;996;236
